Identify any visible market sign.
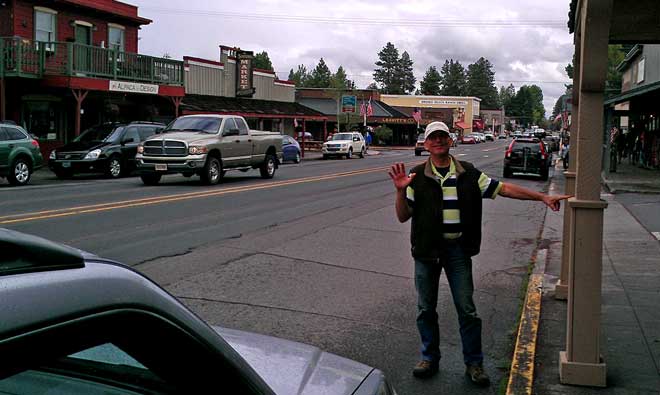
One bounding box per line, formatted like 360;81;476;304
341;95;357;113
419;99;468;106
236;50;255;98
109;80;159;95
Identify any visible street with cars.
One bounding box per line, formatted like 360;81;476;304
2;137;558;394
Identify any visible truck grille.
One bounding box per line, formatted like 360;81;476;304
143;140;187;156
57;152;86;160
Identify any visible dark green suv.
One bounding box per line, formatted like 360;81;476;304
0;124;44;186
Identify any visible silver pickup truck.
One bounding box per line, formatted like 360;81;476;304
136;115;282;185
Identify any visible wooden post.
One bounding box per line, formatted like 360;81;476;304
170;97;182;117
0;78;5;121
71;89;88;137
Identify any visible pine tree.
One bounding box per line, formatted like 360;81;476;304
420;66;441;95
331;66;352;89
288;65;309;87
399;51;416;94
466;57;500;108
373;42;403;94
439;59;466;96
499;84;516;111
253;51;274;71
307;58;332;88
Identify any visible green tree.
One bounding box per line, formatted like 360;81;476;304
466;57;500;108
253;51;274;71
399;51;416;94
366;82;379;90
331;66;354;89
499;84;516;111
606;44;625;97
439;59;467;96
288;65;309;87
373;42;404;94
307;58;332;88
508;85;545;126
528;85;545;122
420;66;442;95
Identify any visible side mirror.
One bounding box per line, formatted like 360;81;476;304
223;129;240;137
122;137;135;144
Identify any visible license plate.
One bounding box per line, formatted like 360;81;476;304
62;161;71;168
154;164;167;171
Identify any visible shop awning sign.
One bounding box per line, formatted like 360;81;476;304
109;81;159;95
341;95;357;113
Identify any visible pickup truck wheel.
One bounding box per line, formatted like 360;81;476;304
141;173;161;185
260;154;276;179
346;148;353;159
201;157;222;185
106;156;122;178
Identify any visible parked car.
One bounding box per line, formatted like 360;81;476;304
282;135;301;163
0;123;44;186
49;122;165;179
321;132;366;159
0;228;397;395
498;134;507;139
462;135;478;144
449;132;458;147
136;115;283;185
484;133;495;141
415;133;426;156
503;137;552;180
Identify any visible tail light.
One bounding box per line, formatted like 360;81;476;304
31;139;40;149
505;141;514;158
539;142;547;159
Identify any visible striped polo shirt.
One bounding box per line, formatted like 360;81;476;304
406;159;503;239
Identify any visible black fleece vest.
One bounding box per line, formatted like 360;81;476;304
409;160;483;260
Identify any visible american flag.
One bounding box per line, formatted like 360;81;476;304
412;107;422;122
359;100;366;117
366;98;374;117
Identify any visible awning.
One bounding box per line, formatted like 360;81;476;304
604;80;660;106
181;94;327;120
454;121;469;129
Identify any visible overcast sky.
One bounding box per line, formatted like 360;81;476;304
131;0;574;115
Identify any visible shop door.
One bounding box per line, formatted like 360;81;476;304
74;25;92;73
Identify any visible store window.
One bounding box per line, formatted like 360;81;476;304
34;7;57;52
22;100;63;141
108;24;125;52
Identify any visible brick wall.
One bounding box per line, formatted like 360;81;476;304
13;0;141;52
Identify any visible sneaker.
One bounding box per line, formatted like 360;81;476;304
465;364;490;386
412;360;438;378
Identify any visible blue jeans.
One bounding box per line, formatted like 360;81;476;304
414;243;483;366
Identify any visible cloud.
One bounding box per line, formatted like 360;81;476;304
132;0;574;114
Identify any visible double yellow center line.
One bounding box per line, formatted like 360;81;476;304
1;163;411;225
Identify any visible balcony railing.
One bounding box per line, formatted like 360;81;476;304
0;37;184;86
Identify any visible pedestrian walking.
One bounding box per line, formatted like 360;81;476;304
388;121;570;387
365;130;372;150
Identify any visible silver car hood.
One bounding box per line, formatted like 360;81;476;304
213;326;373;395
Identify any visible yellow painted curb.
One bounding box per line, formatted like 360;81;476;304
506;250;545;395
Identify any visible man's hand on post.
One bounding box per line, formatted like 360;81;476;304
388;163;416;191
542;194;572;211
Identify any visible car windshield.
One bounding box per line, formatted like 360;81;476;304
332;133;353;141
164;117;221;134
74;126;124;143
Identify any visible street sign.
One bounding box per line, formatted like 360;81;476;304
341;95;357;113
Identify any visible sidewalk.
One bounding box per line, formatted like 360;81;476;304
530;165;660;394
602;160;660;194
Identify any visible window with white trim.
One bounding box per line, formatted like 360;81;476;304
108;25;125;52
636;58;645;84
34;8;57;51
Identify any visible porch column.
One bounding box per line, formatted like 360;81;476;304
71;89;89;137
170;97;183;117
0;78;5;121
556;26;582;301
323;120;327;141
301;119;307;158
559;0;612;387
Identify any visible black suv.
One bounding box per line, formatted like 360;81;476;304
49;122;164;178
503;137;552;180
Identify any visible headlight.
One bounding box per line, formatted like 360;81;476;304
84;149;101;160
189;146;208;155
137;144;144;154
341;143;348;147
49;150;56;160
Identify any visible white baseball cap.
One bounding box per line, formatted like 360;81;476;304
424;121;450;140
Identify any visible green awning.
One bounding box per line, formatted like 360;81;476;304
604;80;660;106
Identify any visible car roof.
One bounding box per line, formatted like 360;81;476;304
513;137;541;143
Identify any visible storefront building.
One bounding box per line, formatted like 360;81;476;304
380;94;481;136
296;88;416;144
479;108;506;134
181;47;327;134
0;0;185;158
604;44;660;172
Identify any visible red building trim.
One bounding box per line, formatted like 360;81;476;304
183;56;224;67
42;76;185;97
253;68;276;75
55;0;152;24
274;79;295;86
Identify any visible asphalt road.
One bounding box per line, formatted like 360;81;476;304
0;139;559;394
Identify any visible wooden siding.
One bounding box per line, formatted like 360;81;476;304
272;83;295;102
185;62;224;96
13;0;140;52
253;73;274;100
0;6;11;36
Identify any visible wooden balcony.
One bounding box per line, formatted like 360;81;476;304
0;37;183;86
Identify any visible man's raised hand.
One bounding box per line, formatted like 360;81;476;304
388;163;416;191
